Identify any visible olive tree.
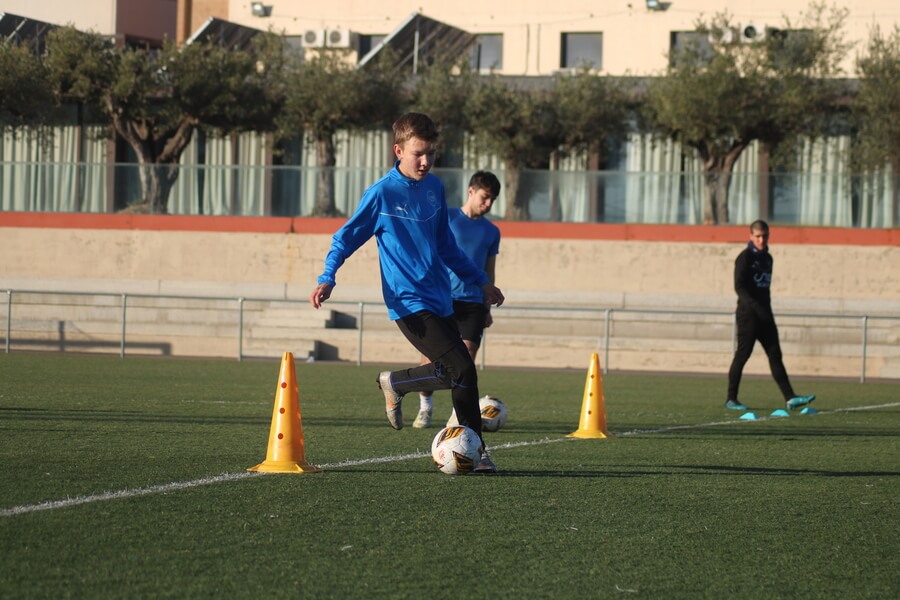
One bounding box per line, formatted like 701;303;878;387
44;27;283;213
552;70;633;219
0;40;55;133
465;77;560;220
853;25;900;225
646;3;850;224
409;57;477;164
277;50;405;216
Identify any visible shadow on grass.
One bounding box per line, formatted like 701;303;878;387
332;464;900;478
658;463;900;477
0;406;268;427
640;426;900;438
0;407;423;429
329;468;644;478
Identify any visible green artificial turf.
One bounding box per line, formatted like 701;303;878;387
1;353;898;598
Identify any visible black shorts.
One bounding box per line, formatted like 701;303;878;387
396;311;465;362
453;301;488;346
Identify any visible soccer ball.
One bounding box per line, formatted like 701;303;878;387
431;425;483;475
479;395;508;432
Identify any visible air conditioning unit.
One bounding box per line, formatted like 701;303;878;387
326;29;354;48
740;23;767;43
301;29;326;48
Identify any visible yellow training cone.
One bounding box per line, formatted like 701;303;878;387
567;353;608;439
248;352;321;474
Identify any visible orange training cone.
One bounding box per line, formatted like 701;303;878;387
248;352;321;473
567;353;608;439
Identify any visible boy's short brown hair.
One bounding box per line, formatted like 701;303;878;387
392;112;439;147
468;171;501;199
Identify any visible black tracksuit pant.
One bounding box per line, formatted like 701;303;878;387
727;307;796;402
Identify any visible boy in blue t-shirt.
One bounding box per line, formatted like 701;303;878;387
308;113;505;472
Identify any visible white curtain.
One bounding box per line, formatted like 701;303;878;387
236;131;268;216
626;134;681;223
555;153;590;222
623;135;759;225
300;129;392;216
3;121;894;225
0;124;107;212
858;165;895;228
728;141;759;225
168;134;201;214
796;136;853;226
169;131;271;216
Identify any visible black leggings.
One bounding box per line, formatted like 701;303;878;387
388;311;483;436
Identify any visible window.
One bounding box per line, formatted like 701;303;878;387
560;32;602;70
767;29;815;70
357;34;386;59
669;31;713;66
470;34;503;71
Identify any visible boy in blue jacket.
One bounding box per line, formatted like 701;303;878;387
308;113;505;472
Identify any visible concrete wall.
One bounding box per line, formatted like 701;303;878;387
2;214;898;377
3;216;897;311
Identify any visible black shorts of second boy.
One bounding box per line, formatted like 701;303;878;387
452;301;489;347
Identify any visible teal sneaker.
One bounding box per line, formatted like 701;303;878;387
787;395;815;410
725;400;748;410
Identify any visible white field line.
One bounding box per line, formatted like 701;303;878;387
3;402;897;518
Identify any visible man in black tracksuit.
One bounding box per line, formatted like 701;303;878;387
725;220;815;411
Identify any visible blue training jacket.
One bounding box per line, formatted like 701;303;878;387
317;162;487;320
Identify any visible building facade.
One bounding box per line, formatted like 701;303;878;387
184;0;899;77
1;1;897;226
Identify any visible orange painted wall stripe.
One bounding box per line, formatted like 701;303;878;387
0;212;897;245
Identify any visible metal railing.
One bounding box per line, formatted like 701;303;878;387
3;289;897;383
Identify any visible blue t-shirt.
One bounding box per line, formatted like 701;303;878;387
318;163;487;320
447;208;501;303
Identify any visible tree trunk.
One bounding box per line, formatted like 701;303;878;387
503;162;529;221
548;151;560;221
703;165;731;225
111;112;195;215
702;165;728;225
700;143;748;225
133;157;179;214
313;134;339;217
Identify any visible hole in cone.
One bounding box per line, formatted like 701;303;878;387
277;433;284;439
280;407;285;414
281;382;287;388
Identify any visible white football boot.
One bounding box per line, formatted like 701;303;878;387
377;371;403;430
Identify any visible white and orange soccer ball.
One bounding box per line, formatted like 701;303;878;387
431;425;483;475
479;396;508;432
446;395;509;432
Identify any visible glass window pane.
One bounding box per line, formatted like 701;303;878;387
561;32;602;69
669;31;714;66
358;34;386;59
471;34;503;71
